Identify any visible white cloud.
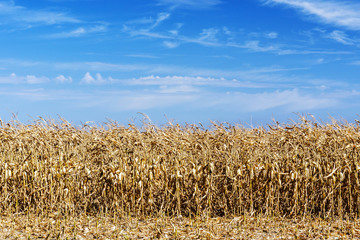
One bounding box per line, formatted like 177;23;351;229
25;75;49;84
328;30;355;45
81;72;95;84
125;9;354;55
0;73;18;83
125;17;154;25
266;32;278;39
0;59;348;90
65;27;86;36
316;58;324;64
151;12;171;29
113;93;197;110
0;87;93;102
86;88;337;112
163;41;179;48
277;49;352;55
168;23;183;35
124;23;223;47
239;89;335;111
53;61;154;72
0;1;79;25
0;73;49;84
55;75;72;83
124;12;170;33
24;60;323;86
199;28;219;41
168;29;179;35
124;15;354;55
157;0;222;9
129;75;237;87
265;0;360;30
210;55;234;59
158;85;199;93
0;82;347;113
244;41;278;52
222;26;232;36
0;72;353;116
127;75;295;89
180;89;337;112
125;54;159;59
48;25;107;38
227;41;278;52
351;61;360;65
80;72;113;84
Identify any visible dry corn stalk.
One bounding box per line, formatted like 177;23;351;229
0;116;358;219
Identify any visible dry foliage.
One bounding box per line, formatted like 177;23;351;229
0;115;360;219
0;214;358;239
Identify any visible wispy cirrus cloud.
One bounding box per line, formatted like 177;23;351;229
123;12;352;55
351;61;360;66
128;75;237;88
327;30;357;45
108;89;335;112
0;58;342;89
0;68;357;116
213;89;336;112
0;85;339;113
157;0;222;10
151;12;170;29
266;32;278;39
53;61;156;72
125;54;159;59
264;0;360;30
0;59;349;91
163;41;180;48
125;12;170;31
227;41;278;52
47;25;107;38
302;28;360;47
125;74;303;90
0;73;49;84
276;48;352;55
0;1;79;26
0;1;107;40
123;24;220;48
121;71;341;92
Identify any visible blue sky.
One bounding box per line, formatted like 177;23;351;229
1;0;360;125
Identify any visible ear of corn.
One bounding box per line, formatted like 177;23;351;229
0;115;360;218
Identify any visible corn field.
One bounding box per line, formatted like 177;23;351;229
1;116;360;219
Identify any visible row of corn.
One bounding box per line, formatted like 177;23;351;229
0;116;359;218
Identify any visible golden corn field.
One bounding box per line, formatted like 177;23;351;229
1;115;360;239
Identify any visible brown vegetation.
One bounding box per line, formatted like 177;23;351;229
0;115;360;238
1;214;359;239
0;115;360;219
